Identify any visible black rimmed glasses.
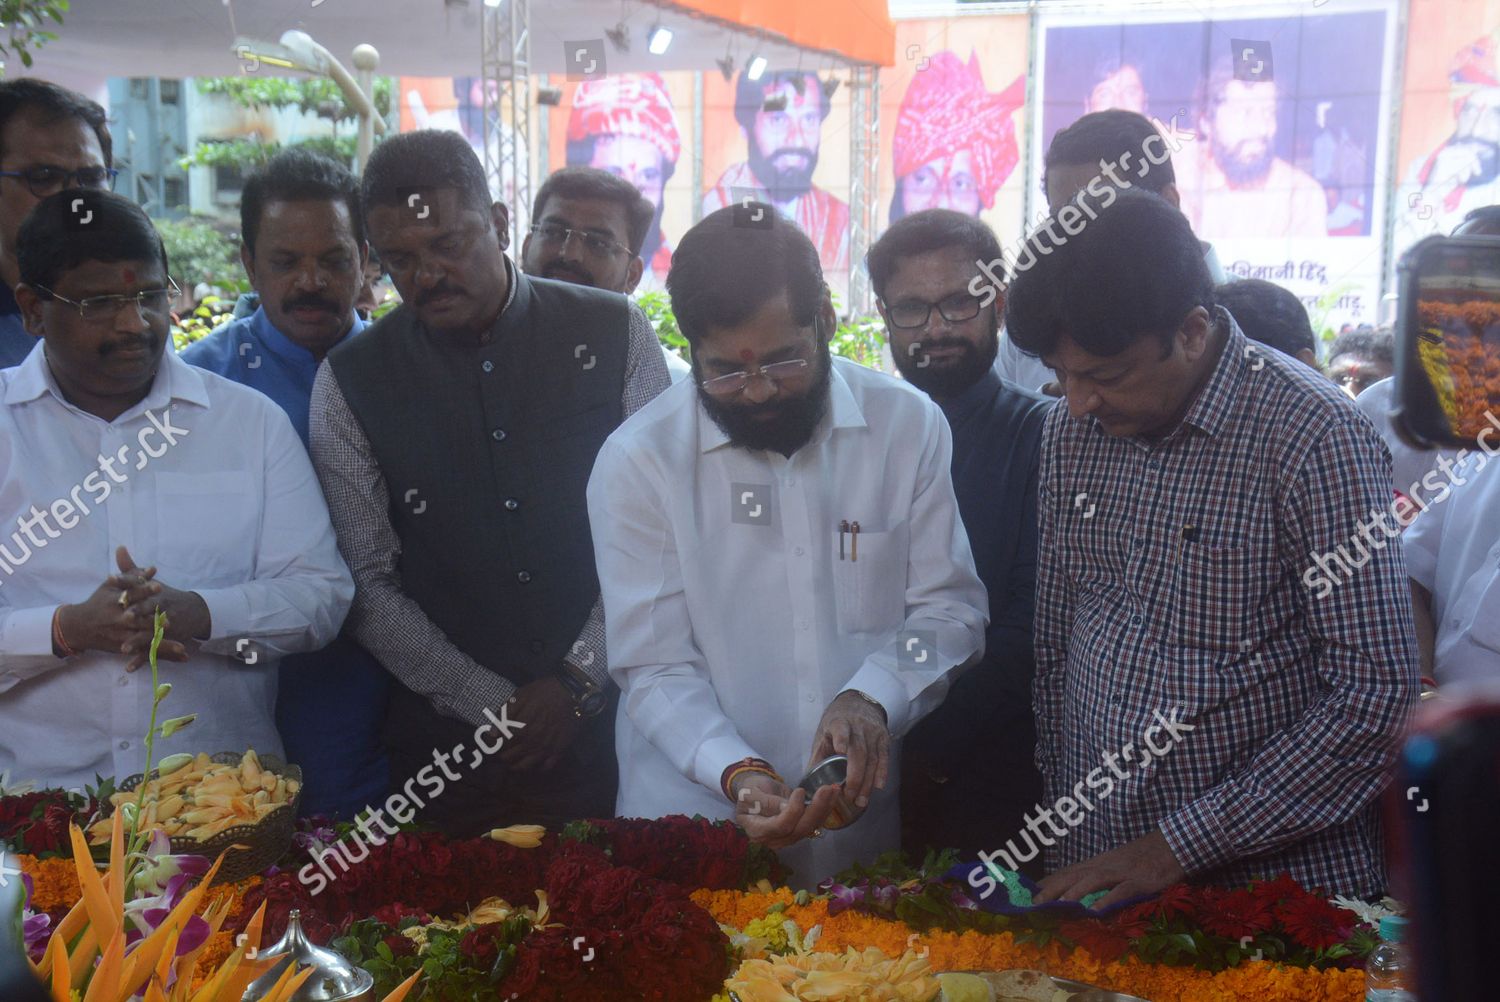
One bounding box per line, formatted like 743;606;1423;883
35;278;180;323
0;165;119;198
529;221;630;259
883;291;983;329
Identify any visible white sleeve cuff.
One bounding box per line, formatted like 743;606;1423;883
841;663;911;736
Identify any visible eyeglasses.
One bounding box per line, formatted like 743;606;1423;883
0;165;119;198
36;278;180;323
530;221;630;258
883;292;984;330
699;357;810;398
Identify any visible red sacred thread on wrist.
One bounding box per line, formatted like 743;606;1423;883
721;757;782;802
52;606;78;658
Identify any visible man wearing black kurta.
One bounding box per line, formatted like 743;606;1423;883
868;209;1053;866
310;131;669;833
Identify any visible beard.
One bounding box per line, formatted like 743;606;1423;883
1213;134;1276;186
696;340;832;457
748;144;818;203
893;327;999;399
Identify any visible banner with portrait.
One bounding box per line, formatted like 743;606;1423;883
542;72;697;293
1034;1;1396;336
1392;0;1500;276
701;65;854;304
878;15;1031;248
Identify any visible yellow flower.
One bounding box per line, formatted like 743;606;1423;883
486;824;545;848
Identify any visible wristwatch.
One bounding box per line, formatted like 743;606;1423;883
555;660;608;719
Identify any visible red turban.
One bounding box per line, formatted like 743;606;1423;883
893;51;1024;210
567;72;682;164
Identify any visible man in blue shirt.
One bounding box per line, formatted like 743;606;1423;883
181;148;387;818
869;209;1053;868
0;79;115;368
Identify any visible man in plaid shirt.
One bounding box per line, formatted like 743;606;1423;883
1003;189;1417;903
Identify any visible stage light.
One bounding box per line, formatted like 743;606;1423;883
537;86;563;106
747;55;767;81
716;55;735;81
647;25;673;55
605;23;630;53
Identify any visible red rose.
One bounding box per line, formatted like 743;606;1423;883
382;933;417;958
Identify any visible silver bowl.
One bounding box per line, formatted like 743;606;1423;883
796;754;866;829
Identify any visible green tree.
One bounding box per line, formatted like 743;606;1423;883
0;0;67;71
155;215;242;294
180;75;392;172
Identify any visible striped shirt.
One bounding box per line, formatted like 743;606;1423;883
1034;313;1418;897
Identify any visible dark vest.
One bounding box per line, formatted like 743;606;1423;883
328;269;629;701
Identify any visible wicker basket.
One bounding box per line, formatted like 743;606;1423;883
115;751;301;884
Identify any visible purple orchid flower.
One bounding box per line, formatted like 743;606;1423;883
870;881;901;911
19;873;52;962
122;829;214;956
823;882;866;916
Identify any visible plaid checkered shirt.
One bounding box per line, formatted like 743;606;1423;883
1033;313;1418;898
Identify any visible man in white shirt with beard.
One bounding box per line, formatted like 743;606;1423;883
587;203;987;886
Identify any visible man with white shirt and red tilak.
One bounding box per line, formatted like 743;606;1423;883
0;190;353;789
587;203;987;887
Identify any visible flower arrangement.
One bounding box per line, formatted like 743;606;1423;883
813;851;1374;974
697;888;1370;1002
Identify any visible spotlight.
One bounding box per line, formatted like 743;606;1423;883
605;23;630;53
482;0;503;8
716;55;735;81
647;24;673;55
747;54;767;81
821;76;840;101
537;86;563;106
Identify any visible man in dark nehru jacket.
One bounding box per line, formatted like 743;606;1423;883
310;130;670;833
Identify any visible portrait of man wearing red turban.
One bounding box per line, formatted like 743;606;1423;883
890;51;1024;223
567;72;683;286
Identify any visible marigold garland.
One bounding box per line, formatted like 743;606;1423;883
15;854;80;912
691;888;1366;1002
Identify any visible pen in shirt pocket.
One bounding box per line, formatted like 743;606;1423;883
838;519;861;561
1179;524;1198;559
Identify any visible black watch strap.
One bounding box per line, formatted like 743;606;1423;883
556;660;607;718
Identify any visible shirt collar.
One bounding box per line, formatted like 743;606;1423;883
251;305;366;365
698;356;868;454
1175;308;1246;439
4;340;211;415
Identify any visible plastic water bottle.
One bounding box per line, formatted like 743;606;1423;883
1366;915;1416;1001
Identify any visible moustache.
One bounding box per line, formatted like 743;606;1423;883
415;283;463;307
770;147;814;163
544;263;595;286
100;336;154;356
283;297;339;315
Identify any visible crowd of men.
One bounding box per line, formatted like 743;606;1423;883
1;76;1496;901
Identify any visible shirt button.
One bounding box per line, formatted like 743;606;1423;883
793;545;805;556
796;618;809;630
118;740;130;750
530;640;544;653
806;694;816;703
1132;538;1144;549
517;570;532;584
1131;614;1143;626
504;498;519;511
482;360;494;373
118;676;128;687
787;478;796;486
1148;459;1160;470
491;428;507;442
1112;694;1124;706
